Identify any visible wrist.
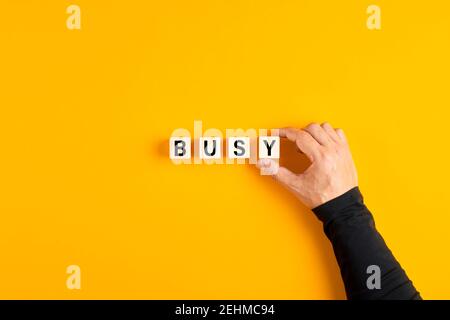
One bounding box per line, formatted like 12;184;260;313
311;186;363;224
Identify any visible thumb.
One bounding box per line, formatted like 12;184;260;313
257;159;297;187
273;166;298;188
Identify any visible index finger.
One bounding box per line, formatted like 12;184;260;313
279;127;321;161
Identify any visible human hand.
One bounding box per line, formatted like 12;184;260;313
257;123;358;209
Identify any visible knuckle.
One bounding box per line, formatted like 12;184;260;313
317;148;328;159
306;123;320;131
297;130;308;139
322;153;333;163
320;148;337;163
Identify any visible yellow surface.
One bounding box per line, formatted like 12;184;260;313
0;0;449;299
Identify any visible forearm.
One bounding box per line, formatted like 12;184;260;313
312;187;421;300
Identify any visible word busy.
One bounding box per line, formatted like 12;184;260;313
169;136;280;160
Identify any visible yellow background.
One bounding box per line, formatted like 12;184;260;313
0;0;449;299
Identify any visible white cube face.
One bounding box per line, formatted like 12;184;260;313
227;137;250;159
258;136;280;159
170;137;191;159
199;137;222;159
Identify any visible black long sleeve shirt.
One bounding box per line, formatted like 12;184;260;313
312;187;421;300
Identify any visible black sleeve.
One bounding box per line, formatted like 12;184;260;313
312;187;421;300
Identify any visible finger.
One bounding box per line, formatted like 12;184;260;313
256;158;272;169
295;146;304;154
321;122;340;143
303;123;333;146
257;159;298;188
279;127;321;161
335;128;347;144
279;127;300;142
